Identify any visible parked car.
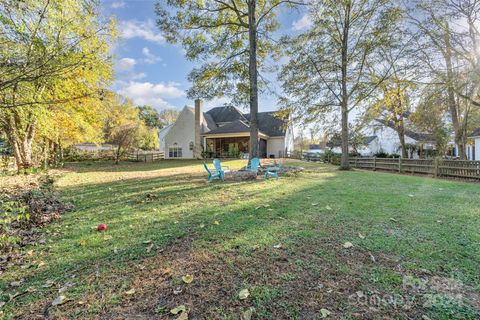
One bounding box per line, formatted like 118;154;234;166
304;148;325;161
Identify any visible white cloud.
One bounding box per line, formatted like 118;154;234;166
116;57;136;72
118;19;165;44
292;14;313;31
131;72;147;80
142;47;162;64
111;1;126;9
117;81;185;108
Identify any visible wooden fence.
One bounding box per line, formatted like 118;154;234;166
127;151;164;162
350;157;480;180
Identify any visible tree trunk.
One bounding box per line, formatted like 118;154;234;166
4;113;36;171
340;2;351;170
247;0;259;159
444;28;465;159
397;124;408;158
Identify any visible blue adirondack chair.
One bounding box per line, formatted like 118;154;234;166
203;162;223;182
247;157;260;174
213;159;229;180
265;162;282;180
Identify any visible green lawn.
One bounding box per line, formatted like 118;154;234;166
1;160;479;319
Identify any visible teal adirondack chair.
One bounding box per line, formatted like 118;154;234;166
213;159;229;181
265;162;282;180
203;162;224;182
247;157;260;174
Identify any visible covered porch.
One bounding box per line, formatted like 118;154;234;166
202;133;267;158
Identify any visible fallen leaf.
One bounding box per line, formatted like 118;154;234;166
0;301;5;308
358;233;365;239
325;205;332;210
199;224;205;228
182;274;193;284
173;287;183;295
42;280;54;288
146;243;154;253
27;250;34;256
320;308;331;318
79;240;86;246
213;220;220;225
142;240;152;244
343;242;353;249
177;312;188;320
356;291;364;298
311;203;318;206
369;252;376;263
390;218;398;222
103;235;113;241
241;307;254;320
125;288;136;295
171;305;187;315
238;289;250;300
408;194;414;197
52;295;67;306
273;244;282;249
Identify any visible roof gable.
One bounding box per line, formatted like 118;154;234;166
206;106;247;123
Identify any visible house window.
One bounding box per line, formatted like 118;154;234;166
169;146;183;158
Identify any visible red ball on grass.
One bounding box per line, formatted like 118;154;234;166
97;223;107;231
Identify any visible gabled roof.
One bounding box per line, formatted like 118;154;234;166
375;119;436;143
204;119;253;135
469;128;480;137
364;135;377;144
202;106;288;137
206;106;247;123
244;111;287;137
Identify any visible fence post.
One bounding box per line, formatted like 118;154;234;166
355;157;358;168
373;157;377;171
434;157;439;177
398;157;402;173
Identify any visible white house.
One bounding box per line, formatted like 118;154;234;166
357;121;436;158
462;128;480;160
160;100;294;159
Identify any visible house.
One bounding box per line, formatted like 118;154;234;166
359;121;436;158
160;99;293;159
463;128;480;160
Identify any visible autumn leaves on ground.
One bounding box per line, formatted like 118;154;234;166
1;160;480;319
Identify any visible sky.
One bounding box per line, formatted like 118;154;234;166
101;0;310;113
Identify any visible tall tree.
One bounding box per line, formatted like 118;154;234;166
156;0;302;158
280;0;402;169
0;0;114;169
408;0;480;159
366;78;416;158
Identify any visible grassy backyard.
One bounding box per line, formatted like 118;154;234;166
1;160;479;319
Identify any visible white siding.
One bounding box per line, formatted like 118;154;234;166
158;124;173;152
363;125;416;155
267;137;286;158
475;138;480;161
164;107;195;159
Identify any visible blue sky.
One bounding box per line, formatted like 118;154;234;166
101;0;310;113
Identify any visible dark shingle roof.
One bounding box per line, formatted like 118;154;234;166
201;113;217;133
364;135;377;144
204;120;253;135
206;106;247;123
469;128;480;137
203;106;288;137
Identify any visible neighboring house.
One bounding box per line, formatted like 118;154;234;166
462;128;480;160
162;99;294;159
73;143;117;152
358;121;436;158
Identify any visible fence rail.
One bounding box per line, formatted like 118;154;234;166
350;157;480;180
127;151;164;162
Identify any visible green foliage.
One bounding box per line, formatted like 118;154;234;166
155;0;294;105
0;194;29;248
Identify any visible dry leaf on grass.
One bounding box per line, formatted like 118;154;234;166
171;305;187;314
320;308;331;317
182;274;193;284
52;295;67;306
238;289;250;300
358;233;365;239
213;220;220;225
343;242;353;249
325;205;332;210
125;288;136;295
241;307;254;320
103;235;112;241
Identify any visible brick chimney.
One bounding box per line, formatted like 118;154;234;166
194;99;203;158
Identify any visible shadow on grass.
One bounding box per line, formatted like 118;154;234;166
4;162;480;318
